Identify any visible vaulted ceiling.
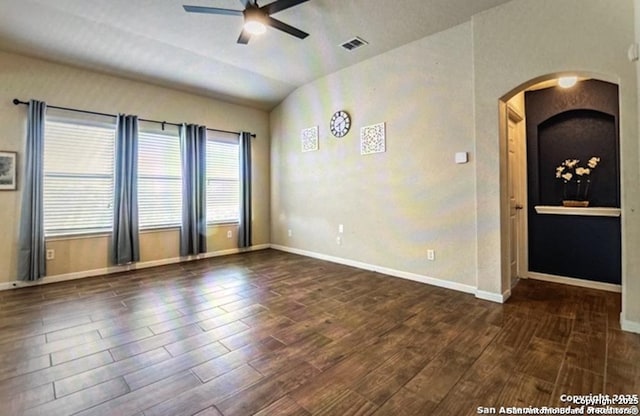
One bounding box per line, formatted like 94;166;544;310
0;0;512;110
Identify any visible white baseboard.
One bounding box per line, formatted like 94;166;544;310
0;244;270;291
475;289;511;303
527;272;621;293
620;313;640;334
270;244;477;296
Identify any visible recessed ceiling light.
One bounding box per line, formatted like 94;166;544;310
558;76;578;88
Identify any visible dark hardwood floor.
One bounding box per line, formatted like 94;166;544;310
0;249;638;415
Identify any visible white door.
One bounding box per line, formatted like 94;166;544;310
507;107;525;286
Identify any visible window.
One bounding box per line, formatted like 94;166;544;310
43;119;115;235
138;129;182;229
206;135;240;223
43;117;239;234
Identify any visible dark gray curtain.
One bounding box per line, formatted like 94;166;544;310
238;132;252;248
17;100;47;281
180;124;207;256
112;114;140;265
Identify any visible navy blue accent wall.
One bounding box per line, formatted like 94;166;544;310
525;80;620;284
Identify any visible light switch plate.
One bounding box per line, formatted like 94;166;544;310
455;152;468;164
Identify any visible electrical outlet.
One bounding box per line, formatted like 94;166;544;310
46;249;55;260
226;230;232;239
288;229;292;237
336;236;342;245
427;249;435;261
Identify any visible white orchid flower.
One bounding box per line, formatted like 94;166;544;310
556;156;599;182
576;167;590;176
566;159;579;168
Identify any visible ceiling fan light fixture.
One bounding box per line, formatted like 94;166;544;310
243;7;267;36
244;19;267;35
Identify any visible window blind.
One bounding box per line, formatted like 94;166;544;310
138;130;182;229
43;120;115;235
43;118;240;234
206;139;240;223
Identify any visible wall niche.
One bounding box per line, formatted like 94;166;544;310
525;79;620;284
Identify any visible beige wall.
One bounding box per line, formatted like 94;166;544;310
633;0;640;329
0;50;271;283
271;23;478;288
44;225;242;276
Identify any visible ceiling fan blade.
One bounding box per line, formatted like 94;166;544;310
237;29;252;44
183;5;243;16
265;16;309;39
261;0;310;15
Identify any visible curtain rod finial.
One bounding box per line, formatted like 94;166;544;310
13;99;20;105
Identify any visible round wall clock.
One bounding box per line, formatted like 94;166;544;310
330;110;351;137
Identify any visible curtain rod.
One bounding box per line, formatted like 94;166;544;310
12;99;256;137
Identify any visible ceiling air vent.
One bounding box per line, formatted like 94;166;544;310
340;37;368;51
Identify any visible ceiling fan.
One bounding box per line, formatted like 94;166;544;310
183;0;310;44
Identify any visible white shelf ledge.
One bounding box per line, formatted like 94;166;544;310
534;206;621;217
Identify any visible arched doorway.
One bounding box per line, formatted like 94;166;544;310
499;74;622;293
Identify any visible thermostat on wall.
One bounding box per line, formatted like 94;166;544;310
455;152;468;164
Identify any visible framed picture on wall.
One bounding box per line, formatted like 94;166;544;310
0;151;17;190
301;126;319;152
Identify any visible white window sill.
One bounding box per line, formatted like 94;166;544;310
46;222;240;241
46;230;111;241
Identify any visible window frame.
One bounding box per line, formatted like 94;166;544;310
43;114;117;237
137;124;183;230
206;132;241;225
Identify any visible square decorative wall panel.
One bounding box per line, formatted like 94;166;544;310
360;122;386;155
301;126;319;152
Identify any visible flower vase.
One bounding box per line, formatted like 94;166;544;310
562;179;590;207
562;200;589;207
